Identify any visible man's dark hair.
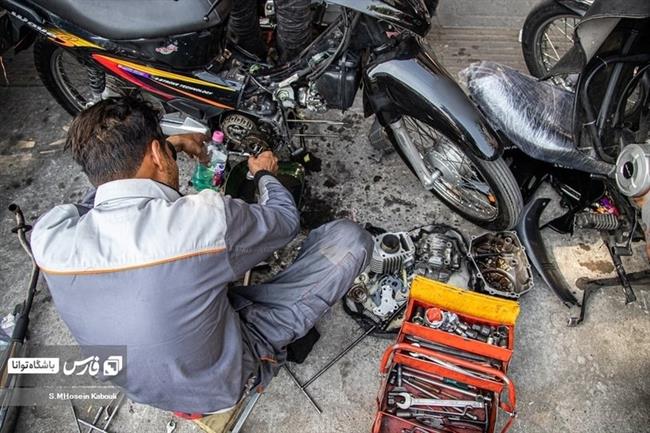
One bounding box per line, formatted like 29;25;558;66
65;97;162;186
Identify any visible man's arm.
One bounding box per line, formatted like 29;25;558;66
222;152;300;277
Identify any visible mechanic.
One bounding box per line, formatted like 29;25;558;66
31;97;373;414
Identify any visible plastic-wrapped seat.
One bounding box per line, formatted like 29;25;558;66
462;61;612;175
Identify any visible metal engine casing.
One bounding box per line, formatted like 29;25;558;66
370;232;415;274
469;231;533;299
413;232;461;282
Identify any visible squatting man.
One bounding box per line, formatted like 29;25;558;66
31;97;373;414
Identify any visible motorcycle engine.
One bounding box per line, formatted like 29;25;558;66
469;232;533;299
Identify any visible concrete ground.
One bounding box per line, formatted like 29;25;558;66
1;17;650;433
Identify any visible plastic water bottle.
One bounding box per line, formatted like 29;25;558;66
192;131;227;192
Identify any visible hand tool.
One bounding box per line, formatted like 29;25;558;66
401;368;489;402
69;400;83;433
407;350;496;382
103;393;125;431
230;392;262;433
166;419;176;433
283;303;407;413
77;419;109;433
282;365;322;414
405;337;496;365
84;407;104;433
393;393;484;410
402;378;478;421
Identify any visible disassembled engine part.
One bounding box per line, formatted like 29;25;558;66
372;275;407;319
370;232;415;274
469;231;533;299
413;232;461;282
221;113;259;146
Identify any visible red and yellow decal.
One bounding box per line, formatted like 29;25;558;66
95;56;234;92
92;54;234;110
48;29;103;49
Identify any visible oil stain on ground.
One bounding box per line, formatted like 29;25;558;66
578;260;615;274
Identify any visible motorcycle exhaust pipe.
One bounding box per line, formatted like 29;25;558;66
389;118;441;190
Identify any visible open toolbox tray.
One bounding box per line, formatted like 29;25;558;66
401;277;519;371
373;277;520;433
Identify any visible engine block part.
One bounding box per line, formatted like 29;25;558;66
370;232;415;274
413;232;461;282
470;231;533;299
371;275;406;319
221;113;259;147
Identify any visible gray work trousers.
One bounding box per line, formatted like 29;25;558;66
229;219;373;387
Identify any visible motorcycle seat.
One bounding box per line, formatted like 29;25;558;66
32;0;231;40
462;61;612;175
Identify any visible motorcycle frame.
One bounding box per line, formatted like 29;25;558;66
0;0;503;164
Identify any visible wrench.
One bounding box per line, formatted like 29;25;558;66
166;420;177;433
394;393;484;410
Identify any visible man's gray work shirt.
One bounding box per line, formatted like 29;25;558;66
31;175;300;413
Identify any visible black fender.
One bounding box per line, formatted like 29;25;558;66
554;0;590;16
363;37;502;161
515;198;580;307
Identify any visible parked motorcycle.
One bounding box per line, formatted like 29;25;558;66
520;0;592;89
464;0;650;324
0;0;522;230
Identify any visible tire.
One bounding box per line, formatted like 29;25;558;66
385;116;523;231
521;0;582;86
34;39;102;116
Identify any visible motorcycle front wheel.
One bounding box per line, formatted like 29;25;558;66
386;116;522;231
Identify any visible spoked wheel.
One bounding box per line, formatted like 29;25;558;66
521;0;582;90
388;116;522;230
34;39;104;115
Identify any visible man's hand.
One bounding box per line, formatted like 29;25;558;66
166;133;209;164
248;151;278;176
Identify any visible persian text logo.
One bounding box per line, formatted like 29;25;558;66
63;355;123;377
103;355;123;377
8;358;59;374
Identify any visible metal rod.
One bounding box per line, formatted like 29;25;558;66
243;270;252;286
292;134;340;137
103;393;125;430
282;365;322;414
302;303;406;389
84;407;104;433
230;392;262;433
69;400;83;433
78;419;109;433
286;119;345;125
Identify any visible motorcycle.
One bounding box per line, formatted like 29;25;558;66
463;0;650;324
520;0;592;90
0;0;522;230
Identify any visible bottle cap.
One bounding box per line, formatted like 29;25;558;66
212;130;225;143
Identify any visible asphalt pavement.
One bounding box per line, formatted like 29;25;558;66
1;12;649;433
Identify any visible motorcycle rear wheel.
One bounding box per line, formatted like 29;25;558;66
34;39;102;116
521;0;581;90
386;116;523;231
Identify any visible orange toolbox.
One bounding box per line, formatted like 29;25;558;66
373;276;520;433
